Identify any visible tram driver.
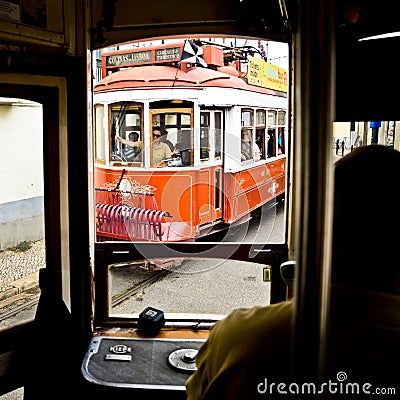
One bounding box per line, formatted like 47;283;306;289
115;127;172;167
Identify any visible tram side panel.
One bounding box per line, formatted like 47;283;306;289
223;159;286;224
266;157;286;200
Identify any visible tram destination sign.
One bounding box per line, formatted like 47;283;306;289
106;51;152;67
155;47;181;61
106;46;182;68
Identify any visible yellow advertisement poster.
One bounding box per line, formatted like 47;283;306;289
248;57;288;93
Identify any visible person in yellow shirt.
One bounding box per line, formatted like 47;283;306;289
115;127;172;167
186;145;400;399
151;127;172;166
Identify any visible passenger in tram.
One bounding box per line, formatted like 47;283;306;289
278;131;284;148
123;131;142;162
255;139;263;160
266;132;275;157
255;134;264;160
254;141;261;161
186;145;400;399
241;133;253;161
242;132;261;161
115;132;143;154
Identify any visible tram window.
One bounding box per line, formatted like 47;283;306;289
277;110;286;155
165;114;177;125
176;128;192;166
214;112;222;159
92;38;289;329
151;109;193;166
151;110;191;135
110;102;144;165
181;114;191;125
268;109;276;126
277;110;286;125
200;111;223;162
267;110;277;157
255;128;265;160
241;109;253;126
241;129;254;161
215;168;221;209
200;112;210;160
256;110;266;125
256;110;267;160
108;257;272;317
152;114;161;126
94;105;105;162
152;112;191;134
277;127;285;155
126;113;140;128
241;109;255;162
267;130;276;157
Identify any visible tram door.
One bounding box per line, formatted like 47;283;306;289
0;78;72;397
199;111;224;225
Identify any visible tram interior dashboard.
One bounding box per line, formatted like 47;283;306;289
0;0;399;399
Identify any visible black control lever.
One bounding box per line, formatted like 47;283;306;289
280;260;296;300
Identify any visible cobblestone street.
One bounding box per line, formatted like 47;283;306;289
0;239;44;298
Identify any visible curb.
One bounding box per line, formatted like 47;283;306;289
0;271;40;302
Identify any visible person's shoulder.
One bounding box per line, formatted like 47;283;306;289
166;141;174;151
212;301;293;338
163;142;172;151
243;300;293;323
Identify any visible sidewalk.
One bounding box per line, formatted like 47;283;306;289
0;240;44;302
333;146;353;162
0;271;39;302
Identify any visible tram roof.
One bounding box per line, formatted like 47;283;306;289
94;65;286;97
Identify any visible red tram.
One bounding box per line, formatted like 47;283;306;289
93;40;288;242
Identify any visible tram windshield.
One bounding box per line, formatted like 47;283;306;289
91;36;290;323
109;257;271;318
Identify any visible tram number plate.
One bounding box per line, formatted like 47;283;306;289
105;354;132;361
